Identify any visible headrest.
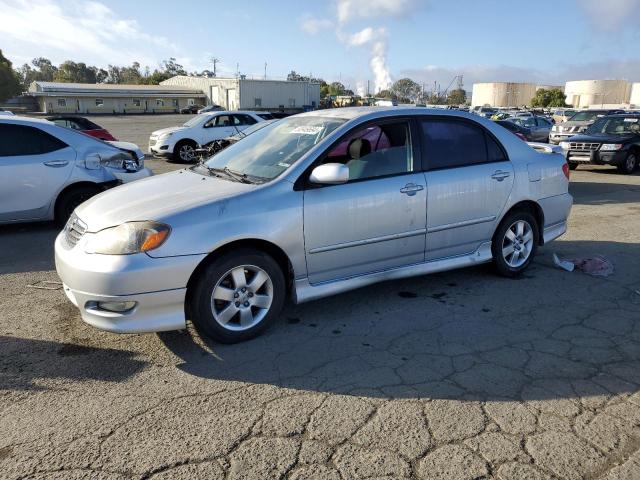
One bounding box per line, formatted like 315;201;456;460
348;138;372;160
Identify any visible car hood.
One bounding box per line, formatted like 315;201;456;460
107;140;145;161
75;168;256;232
151;126;187;136
565;133;636;144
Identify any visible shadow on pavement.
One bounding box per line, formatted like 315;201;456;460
0;335;148;391
0;222;60;275
158;240;640;402
570;180;640;205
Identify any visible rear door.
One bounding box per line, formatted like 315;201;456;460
303;119;427;284
420;118;514;260
0;123;75;221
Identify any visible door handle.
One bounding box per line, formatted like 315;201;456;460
400;183;424;196
491;170;510;182
43;160;69;167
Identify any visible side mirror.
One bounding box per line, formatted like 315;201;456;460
309;163;349;185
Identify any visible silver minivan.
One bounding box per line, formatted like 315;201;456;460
55;107;572;343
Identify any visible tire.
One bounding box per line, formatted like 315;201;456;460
54;185;100;226
617;152;637;175
568;162;578;170
492;211;539;278
189;249;286;343
173;140;197;162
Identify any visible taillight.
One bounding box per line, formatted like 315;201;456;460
562;162;570;180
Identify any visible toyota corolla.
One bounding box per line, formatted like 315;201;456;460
55;107;572;343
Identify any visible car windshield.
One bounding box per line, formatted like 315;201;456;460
229;120;275;140
183;115;206;127
585;117;640;135
569;111;605;122
201;116;346;181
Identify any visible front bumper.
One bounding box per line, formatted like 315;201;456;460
549;132;574;144
565;149;626;166
111;167;153;184
149;138;173;157
55;232;205;333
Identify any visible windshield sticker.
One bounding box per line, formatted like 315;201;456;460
277;162;291;168
623;118;638;122
290;126;323;135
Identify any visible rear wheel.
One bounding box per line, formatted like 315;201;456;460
173;140;197;162
55;185;100;226
492;211;539;278
617;152;637;175
189;249;286;343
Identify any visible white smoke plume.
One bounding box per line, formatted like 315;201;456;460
338;26;391;92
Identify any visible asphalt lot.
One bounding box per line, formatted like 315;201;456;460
1;121;640;479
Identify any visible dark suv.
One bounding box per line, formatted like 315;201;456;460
561;113;640;174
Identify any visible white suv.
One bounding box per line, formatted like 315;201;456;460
0;116;151;225
149;111;265;162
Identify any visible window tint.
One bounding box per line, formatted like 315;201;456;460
324;121;413;181
0;124;67;157
234;114;257;126
536;118;551;127
486;134;507;162
421;119;488;169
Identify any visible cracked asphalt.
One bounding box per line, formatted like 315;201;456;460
1;114;640;480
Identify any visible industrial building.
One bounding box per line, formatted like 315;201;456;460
161;75;321;112
471;82;539;108
28;81;206;114
564;80;633;108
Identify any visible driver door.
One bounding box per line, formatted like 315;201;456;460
201;114;236;144
303;119;427;284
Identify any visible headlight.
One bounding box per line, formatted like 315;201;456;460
85;221;171;255
559;141;570;150
600;144;623;151
158;132;173;141
551;126;559;132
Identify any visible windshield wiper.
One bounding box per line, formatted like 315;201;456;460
223;166;255;184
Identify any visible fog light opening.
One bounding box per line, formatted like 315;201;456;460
95;301;137;313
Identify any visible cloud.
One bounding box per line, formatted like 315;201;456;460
335;0;426;24
0;0;180;68
300;15;333;35
578;0;640;32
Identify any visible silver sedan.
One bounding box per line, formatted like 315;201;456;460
55;107;572;343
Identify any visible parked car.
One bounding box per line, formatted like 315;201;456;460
490;112;512;121
46;115;117;141
0;116;151;225
268;112;292;119
196;120;277;160
549;109;624;144
0;110;15;116
180;104;204;114
55;107;572;343
560;113;640;174
551;108;577;124
507;116;553;142
495;120;531;141
472;106;497;118
197;105;225;114
149;111;265;162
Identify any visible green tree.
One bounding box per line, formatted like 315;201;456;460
0;50;21;102
391;78;421;103
530;88;567;108
447;88;466;105
54;61;98;83
328;81;346;96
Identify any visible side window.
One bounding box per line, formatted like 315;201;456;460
324;121;413;181
421;119;487;169
537;118;551;127
215;115;233;126
0;124;68;157
486;134;507;162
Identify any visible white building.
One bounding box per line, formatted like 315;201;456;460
28;81;206;114
161;75;321;112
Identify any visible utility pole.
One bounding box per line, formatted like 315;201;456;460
264;62;267;80
210;57;219;77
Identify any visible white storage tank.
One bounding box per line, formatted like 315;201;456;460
630;83;640;107
564;80;631;108
471;82;538;107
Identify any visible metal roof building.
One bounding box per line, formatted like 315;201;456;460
28;81;206;114
161;75;321;112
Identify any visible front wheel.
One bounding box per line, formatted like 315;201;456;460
492;211;539;278
617;152;637;175
189;249;286;343
173;140;197;162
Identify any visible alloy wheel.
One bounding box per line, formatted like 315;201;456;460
501;220;534;268
179;144;195;162
210;265;273;331
626;154;637;173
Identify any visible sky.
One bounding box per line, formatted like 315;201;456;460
2;0;640;94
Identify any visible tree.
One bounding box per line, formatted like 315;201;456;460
328;81;346;96
447;88;466;105
0;50;21;102
391;78;421;103
54;61;98;83
530;88;567;108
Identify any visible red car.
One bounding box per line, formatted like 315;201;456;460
46;115;117;141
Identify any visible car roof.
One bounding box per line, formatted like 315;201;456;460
0;115;53;125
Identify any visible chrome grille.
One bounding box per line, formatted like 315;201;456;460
64;214;87;248
569;142;600;151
